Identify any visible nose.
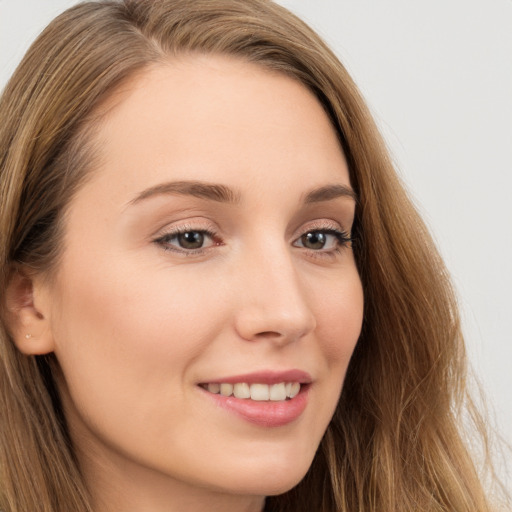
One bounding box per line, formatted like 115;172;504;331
233;248;317;345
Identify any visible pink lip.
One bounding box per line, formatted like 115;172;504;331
198;369;312;428
201;369;312;385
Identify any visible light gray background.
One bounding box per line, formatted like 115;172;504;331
1;0;510;488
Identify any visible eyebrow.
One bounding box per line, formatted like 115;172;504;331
128;180;357;206
128;180;241;205
303;184;358;204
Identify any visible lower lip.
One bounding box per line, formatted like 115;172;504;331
200;386;310;427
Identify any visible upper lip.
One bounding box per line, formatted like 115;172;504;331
199;369;312;385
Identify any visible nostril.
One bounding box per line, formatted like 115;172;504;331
255;331;282;339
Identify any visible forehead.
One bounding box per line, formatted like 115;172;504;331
80;54;349;204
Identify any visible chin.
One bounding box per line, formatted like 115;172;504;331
221;474;305;498
211;451;314;497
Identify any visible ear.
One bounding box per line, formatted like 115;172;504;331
4;266;55;355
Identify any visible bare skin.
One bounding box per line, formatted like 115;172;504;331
11;55;363;511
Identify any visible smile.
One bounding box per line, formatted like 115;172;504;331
201;382;301;401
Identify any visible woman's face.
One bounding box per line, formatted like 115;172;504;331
42;55;364;507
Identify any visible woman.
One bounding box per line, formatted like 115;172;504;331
0;1;504;511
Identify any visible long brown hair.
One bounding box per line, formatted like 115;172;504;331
0;1;504;511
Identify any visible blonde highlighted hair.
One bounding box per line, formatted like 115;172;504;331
0;1;505;511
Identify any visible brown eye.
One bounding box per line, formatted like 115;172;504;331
301;232;327;250
156;229;217;252
177;231;205;249
293;229;352;252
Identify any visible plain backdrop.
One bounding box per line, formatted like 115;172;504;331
1;0;511;489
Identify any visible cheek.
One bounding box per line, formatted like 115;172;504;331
55;251;219;341
48;257;235;475
312;271;364;366
49;256;227;411
303;266;363;418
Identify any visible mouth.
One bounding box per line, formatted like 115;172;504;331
199;381;302;401
197;370;312;426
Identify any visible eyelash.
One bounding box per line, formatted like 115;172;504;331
154;224;221;256
293;225;352;261
153;224;352;258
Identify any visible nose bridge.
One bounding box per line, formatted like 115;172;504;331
233;238;316;343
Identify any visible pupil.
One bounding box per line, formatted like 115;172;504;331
179;231;204;249
302;232;326;250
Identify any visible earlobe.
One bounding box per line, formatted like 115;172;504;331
4;266;55;355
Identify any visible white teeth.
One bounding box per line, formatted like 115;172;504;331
288;382;300;399
233;383;251;399
204;382;302;401
250;383;270;401
269;383;287;401
207;383;220;394
220;383;233;396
